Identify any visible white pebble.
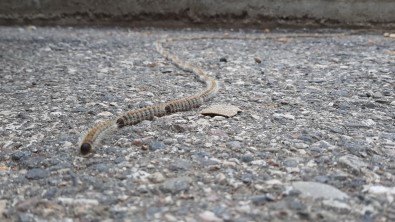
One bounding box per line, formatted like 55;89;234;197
199;211;222;222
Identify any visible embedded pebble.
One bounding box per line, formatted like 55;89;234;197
199;211;223;222
366;185;395;195
169;159;192;171
240;154;254;163
287;198;307;211
11;151;31;161
149;141;166;151
272;113;295;120
251;194;274;206
226;141;242;149
150;172;166;183
322;199;351;213
292;181;349;200
338;155;368;173
200;104;241;117
58;197;99;205
97;111;113;117
160;177;192;194
25;168;49;180
219;57;227;62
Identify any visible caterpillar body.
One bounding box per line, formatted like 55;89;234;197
164;96;204;114
116;104;167;128
80;120;117;155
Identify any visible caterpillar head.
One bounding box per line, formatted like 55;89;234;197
80;143;92;155
116;118;126;128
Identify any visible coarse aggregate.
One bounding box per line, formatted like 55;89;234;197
0;26;395;221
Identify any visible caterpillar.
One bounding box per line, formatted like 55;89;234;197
80;32;347;155
79;36;219;155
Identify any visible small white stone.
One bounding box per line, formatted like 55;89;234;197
146;164;155;169
215;173;227;183
43;46;52;52
286;167;300;173
50;111;63;117
322;199;351;213
294;143;309;149
250;160;267;166
196;118;210;126
297;149;307;155
63;141;73;148
204;143;213;148
0;110;12;116
145;92;154;97
150;172;165;183
363;119;376;127
265;179;283;186
68;67;77;74
164;214;178;221
212;116;226;121
236;205;251;213
292;181;349;200
58;197;99;205
97;111;113;117
251;114;260;120
272;113;295;120
199;211;223;222
164;196;173;204
99;67;109;73
131;170;151;181
234;136;243;141
283;113;295;120
368;185;395;195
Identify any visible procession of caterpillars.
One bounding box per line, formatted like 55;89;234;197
80;33;347;155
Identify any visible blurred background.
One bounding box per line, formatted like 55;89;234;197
1;0;394;28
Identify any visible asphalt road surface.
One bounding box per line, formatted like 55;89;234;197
0;26;394;221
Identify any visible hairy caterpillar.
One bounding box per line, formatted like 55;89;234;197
80;32;347;155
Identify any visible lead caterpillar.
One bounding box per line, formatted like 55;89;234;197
79;32;346;155
79;35;220;155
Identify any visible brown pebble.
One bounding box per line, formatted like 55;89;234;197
132;139;144;146
208;165;221;171
277;37;289;43
254;57;262;64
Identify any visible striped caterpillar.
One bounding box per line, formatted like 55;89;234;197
80;35;220;155
80;32;346;155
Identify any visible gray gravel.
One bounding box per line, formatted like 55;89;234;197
1;26;395;221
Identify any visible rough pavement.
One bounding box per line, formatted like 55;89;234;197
0;26;395;221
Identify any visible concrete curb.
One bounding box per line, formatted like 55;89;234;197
1;0;394;28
